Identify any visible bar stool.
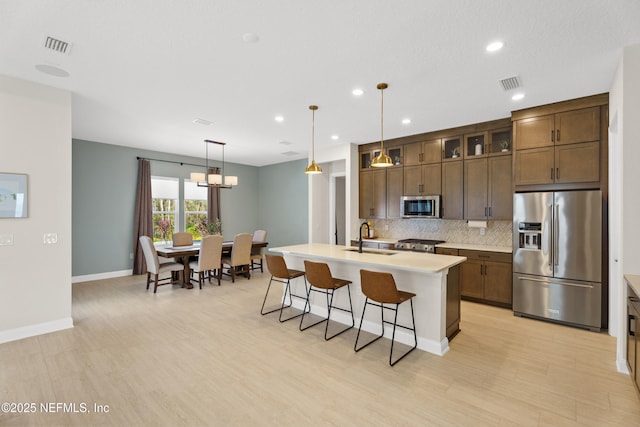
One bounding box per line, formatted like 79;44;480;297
261;254;309;322
355;269;417;366
300;260;354;340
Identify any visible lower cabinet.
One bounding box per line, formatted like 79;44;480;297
627;283;640;393
459;250;512;307
435;247;461;340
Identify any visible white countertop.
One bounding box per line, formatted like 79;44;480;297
271;243;466;274
625;274;640;296
436;242;512;253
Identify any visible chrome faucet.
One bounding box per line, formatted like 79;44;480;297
359;222;370;253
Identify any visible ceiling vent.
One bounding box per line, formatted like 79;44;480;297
280;151;300;156
499;75;521;91
43;36;72;55
192;118;213;126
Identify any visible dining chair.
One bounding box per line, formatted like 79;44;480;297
221;233;253;283
139;236;185;293
189;234;223;288
172;232;193;247
300;260;354;340
250;229;267;272
355;269;417;366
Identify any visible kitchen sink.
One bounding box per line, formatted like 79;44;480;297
343;248;396;256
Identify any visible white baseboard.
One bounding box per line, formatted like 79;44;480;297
617;359;631;375
0;317;74;344
72;269;133;283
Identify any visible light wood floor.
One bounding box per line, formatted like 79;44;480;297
1;271;639;426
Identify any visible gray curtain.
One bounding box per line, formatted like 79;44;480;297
132;159;153;275
207;167;221;225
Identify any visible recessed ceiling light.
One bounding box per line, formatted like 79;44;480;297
512;93;525;101
352;88;364;96
486;41;504;52
275;115;284;122
331;135;339;140
35;64;69;77
402;118;411;124
242;33;260;43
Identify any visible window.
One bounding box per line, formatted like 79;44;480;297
184;180;207;241
152;176;179;243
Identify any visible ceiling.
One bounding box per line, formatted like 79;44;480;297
2;1;640;167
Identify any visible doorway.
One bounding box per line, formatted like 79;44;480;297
330;174;346;245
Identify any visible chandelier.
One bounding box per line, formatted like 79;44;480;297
190;139;238;188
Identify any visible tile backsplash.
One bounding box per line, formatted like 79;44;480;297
367;219;512;247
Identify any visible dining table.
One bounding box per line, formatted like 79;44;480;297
156;240;268;289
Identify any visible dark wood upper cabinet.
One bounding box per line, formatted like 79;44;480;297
404;139;441;166
359;169;386;219
464;155;512;220
442;161;464;219
514;102;603;189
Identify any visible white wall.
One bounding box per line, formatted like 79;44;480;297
0;75;73;343
612;43;640;371
309;143;358;244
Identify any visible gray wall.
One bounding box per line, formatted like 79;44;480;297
258;159;309;249
72;139;308;277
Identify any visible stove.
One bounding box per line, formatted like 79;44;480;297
394;238;445;253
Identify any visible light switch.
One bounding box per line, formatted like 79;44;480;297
0;233;14;246
44;233;58;244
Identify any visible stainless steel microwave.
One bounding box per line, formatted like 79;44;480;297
401;195;441;218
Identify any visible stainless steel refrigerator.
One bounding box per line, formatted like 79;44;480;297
512;190;602;331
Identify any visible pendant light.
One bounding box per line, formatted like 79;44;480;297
190;139;238;188
304;105;322;174
370;82;393;167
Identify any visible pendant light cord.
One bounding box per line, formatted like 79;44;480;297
380;86;385;152
311;107;315;161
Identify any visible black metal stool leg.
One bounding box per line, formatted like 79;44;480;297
389;298;418;366
354;299;385;352
279;276;308;322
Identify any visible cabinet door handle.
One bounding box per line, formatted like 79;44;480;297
488;207;492;217
556;168;559;180
484;207;488;217
556;129;560;142
480;264;484;275
551;129;555;142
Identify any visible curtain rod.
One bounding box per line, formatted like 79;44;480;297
136;156;212;169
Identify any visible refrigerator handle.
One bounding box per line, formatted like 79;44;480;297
554;203;559;266
544;203;553;268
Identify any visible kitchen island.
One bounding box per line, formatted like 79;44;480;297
270;243;466;356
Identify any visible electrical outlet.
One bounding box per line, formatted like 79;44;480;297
479;227;486;236
129;252;134;259
0;233;14;246
44;233;58;244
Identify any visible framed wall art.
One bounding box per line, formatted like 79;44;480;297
0;173;28;218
